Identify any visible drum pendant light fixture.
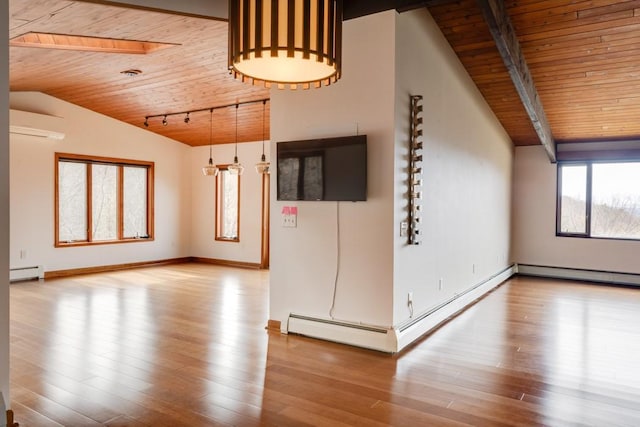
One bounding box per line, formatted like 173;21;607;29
228;0;343;89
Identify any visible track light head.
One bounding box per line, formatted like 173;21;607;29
184;113;190;124
143;117;149;127
162;115;168;126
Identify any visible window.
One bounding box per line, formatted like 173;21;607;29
557;161;640;240
55;153;154;246
215;166;240;241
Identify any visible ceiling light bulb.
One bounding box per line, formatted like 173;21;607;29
143;117;149;127
184;113;190;124
162;116;168;126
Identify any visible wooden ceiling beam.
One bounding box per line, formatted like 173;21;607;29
477;0;556;162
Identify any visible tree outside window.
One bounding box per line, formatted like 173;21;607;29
557;161;640;240
215;166;240;242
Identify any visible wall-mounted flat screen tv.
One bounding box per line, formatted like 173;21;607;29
277;135;367;201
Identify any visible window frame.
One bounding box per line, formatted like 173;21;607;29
556;159;640;241
55;152;154;247
215;165;241;243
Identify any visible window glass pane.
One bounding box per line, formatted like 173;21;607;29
92;164;118;240
559;165;587;234
591;162;640;239
217;169;239;240
123;166;148;238
58;161;87;242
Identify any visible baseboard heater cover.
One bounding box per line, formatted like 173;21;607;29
10;265;44;282
394;264;516;351
517;264;640;287
288;264;516;354
288;314;398;353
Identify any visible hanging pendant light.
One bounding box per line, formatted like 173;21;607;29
202;108;219;176
228;0;343;89
228;104;244;175
255;100;270;174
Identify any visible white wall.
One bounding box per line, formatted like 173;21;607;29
269;11;397;329
1;0;10;412
190;141;268;264
513;145;640;274
9;92;192;273
392;10;513;325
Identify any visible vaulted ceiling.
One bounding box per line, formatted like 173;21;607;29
10;0;640;156
9;0;269;147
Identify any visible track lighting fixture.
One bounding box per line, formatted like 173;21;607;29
255;100;269;175
227;104;244;176
143;100;270;161
143;99;268;131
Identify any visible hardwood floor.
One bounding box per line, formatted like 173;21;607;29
9;264;640;426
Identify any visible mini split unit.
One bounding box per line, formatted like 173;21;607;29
9;109;66;140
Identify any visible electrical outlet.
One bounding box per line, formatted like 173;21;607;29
281;206;298;228
438;278;443;291
282;214;297;228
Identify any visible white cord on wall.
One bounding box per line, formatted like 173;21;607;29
329;201;341;319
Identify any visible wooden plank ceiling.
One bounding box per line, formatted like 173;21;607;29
9;0;269;147
429;0;640;147
9;0;640;149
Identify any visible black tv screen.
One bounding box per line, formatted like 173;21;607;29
277;135;367;201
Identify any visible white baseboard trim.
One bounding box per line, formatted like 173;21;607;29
287;264;517;353
516;264;640;287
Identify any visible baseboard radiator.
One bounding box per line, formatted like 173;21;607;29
288;314;395;353
393;264;516;351
288;264;517;353
517;264;640;287
10;265;44;282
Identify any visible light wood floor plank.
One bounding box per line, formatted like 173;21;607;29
9;264;640;426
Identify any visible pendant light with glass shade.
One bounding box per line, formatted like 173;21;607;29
227;104;244;175
202;108;219;176
255;100;269;174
